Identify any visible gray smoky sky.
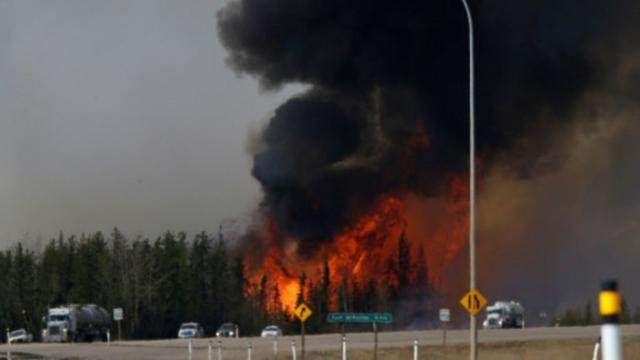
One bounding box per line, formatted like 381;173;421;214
3;0;640;316
0;0;300;244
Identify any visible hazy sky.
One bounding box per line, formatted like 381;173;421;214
0;0;299;244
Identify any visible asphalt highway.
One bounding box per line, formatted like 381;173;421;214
2;324;639;359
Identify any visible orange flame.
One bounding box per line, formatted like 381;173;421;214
246;176;469;314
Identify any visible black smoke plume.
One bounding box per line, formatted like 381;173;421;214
217;0;639;254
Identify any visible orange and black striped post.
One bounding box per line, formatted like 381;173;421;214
600;280;623;360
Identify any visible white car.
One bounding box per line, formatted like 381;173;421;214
8;329;33;343
260;325;283;337
177;322;204;339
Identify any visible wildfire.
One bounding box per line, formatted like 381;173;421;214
245;178;469;314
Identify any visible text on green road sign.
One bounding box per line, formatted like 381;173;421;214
327;312;393;324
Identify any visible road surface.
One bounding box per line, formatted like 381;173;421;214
2;325;640;359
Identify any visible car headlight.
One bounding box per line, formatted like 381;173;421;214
216;332;220;337
229;331;234;336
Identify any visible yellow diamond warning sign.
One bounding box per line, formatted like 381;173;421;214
460;289;488;316
294;303;313;322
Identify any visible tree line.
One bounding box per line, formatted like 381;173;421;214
0;229;246;339
554;299;640;327
3;227;637;340
0;228;435;340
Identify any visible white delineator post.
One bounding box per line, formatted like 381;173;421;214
208;340;213;360
188;338;193;360
413;339;419;360
217;339;223;360
247;342;252;360
341;336;347;360
291;339;297;360
273;337;278;359
459;0;477;359
600;280;623;360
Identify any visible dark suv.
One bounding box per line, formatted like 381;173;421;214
215;322;238;337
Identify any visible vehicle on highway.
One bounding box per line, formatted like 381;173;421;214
42;304;111;342
8;329;33;343
177;322;204;339
215;322;238;337
482;300;525;329
260;325;283;337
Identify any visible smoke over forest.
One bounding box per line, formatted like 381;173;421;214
217;0;640;317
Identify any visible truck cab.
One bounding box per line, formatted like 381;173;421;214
483;301;525;329
42;307;75;342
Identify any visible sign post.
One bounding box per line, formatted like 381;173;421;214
372;321;378;360
294;303;312;360
327;312;393;360
460;289;487;359
439;308;451;359
113;308;124;341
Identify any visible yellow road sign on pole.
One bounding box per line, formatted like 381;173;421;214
460;289;487;316
294;303;313;322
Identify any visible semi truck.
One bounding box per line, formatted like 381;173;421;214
42;304;111;342
482;300;525;329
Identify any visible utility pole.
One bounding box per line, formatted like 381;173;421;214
460;1;477;359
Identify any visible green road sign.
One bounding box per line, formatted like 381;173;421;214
327;312;393;324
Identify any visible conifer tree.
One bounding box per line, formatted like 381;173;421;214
109;228;128;313
187;231;210;327
582;300;594;326
621;298;632;324
633;306;640;324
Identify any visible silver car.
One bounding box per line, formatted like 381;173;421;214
177;322;204;339
8;329;33;343
260;325;283;337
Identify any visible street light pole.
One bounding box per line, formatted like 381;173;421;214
460;1;477;360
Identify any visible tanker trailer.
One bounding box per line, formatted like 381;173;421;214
42;304;111;342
